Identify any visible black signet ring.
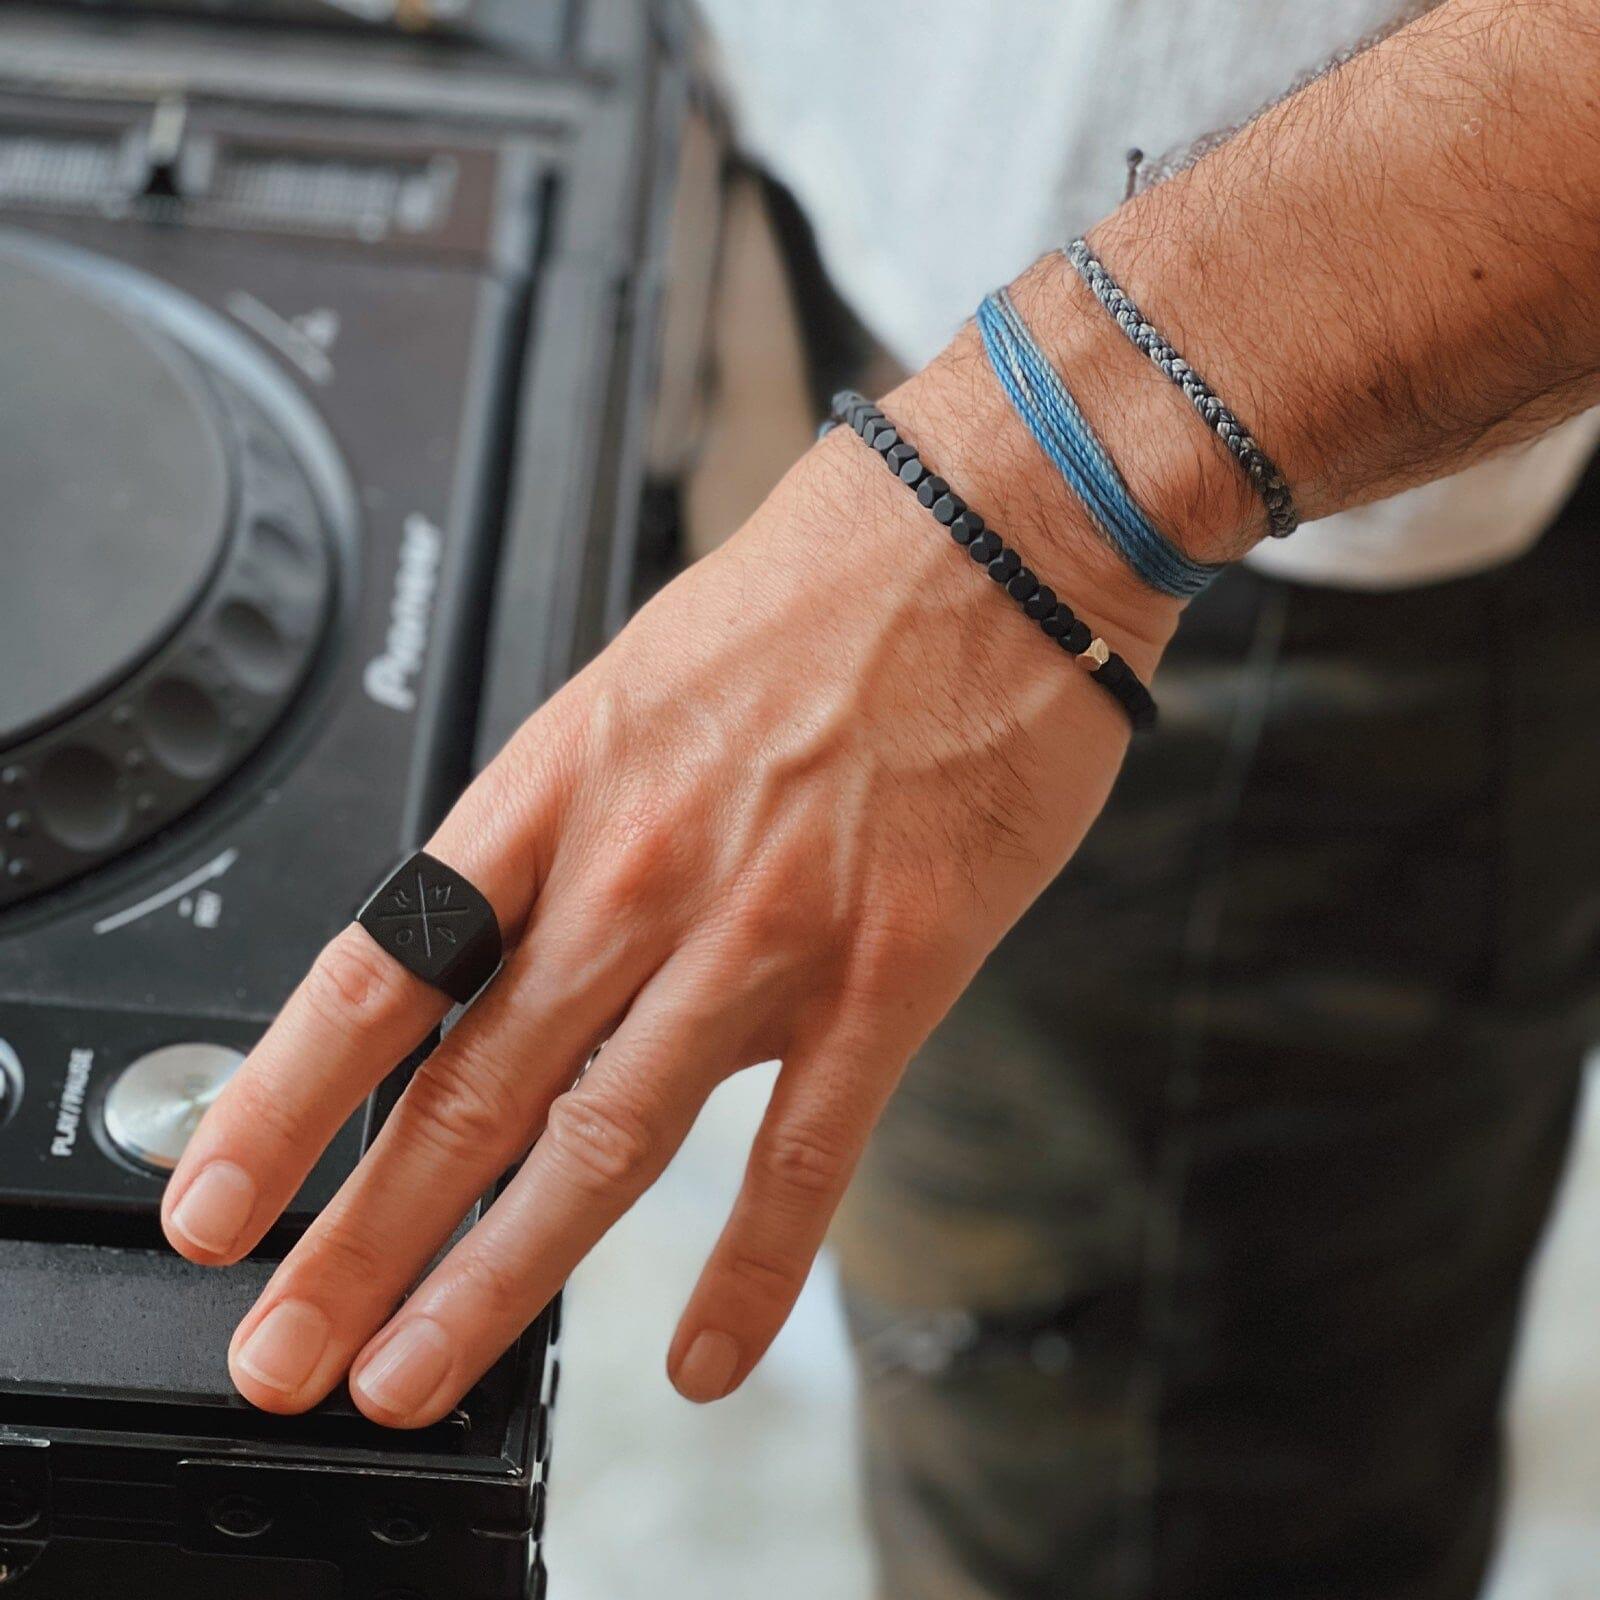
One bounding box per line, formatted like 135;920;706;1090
356;849;504;1005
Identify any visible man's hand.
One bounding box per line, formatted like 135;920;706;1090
160;0;1600;1426
160;346;1177;1426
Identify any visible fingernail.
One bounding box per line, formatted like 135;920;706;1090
169;1161;257;1256
353;1319;454;1419
234;1300;332;1395
674;1331;741;1403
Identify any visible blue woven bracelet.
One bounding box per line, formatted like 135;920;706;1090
976;287;1222;600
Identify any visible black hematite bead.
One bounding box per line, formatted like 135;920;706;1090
949;510;984;544
987;549;1021;584
916;475;949;509
969;530;1002;563
1063;618;1093;654
898;457;927;487
866;420;898;452
931;493;962;525
832;390;857;416
1022;583;1056;621
886;441;917;473
1040;603;1074;639
1007;567;1039;602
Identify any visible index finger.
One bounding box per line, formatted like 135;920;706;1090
160;754;552;1266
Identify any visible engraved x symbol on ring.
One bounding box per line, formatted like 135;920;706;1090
368;872;474;958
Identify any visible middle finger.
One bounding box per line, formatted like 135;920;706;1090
225;916;658;1415
345;951;749;1428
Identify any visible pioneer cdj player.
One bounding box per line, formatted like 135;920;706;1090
0;2;719;1594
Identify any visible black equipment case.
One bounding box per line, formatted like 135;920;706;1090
0;1;722;1593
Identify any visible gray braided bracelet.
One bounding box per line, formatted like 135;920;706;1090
1064;237;1299;539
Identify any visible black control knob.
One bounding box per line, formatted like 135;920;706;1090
0;254;336;907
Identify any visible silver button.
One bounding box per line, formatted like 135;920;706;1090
0;1037;20;1129
102;1042;244;1172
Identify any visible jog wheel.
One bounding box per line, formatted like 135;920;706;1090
0;250;338;907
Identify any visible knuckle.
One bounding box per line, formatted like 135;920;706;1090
448;1249;531;1325
595;835;678;918
300;1221;392;1294
586;784;693;914
498;944;602;1032
726;889;801;965
843;906;944;1005
759;1125;853;1200
302;931;407;1037
723;1248;809;1307
717;864;847;995
402;1049;528;1164
543;1090;656;1194
223;1069;311;1157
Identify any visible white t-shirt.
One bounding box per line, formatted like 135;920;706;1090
696;0;1600;589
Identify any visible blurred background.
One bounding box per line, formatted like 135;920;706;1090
550;1061;1600;1599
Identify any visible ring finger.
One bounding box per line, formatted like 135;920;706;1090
344;952;752;1428
160;752;555;1268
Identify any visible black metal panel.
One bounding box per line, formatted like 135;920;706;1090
0;2;713;1593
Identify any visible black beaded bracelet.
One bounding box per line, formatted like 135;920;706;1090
825;390;1158;732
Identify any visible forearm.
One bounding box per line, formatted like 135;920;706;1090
903;0;1600;606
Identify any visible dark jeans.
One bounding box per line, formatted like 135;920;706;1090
833;461;1600;1600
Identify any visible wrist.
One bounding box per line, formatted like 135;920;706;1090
878;317;1182;684
1006;247;1267;569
